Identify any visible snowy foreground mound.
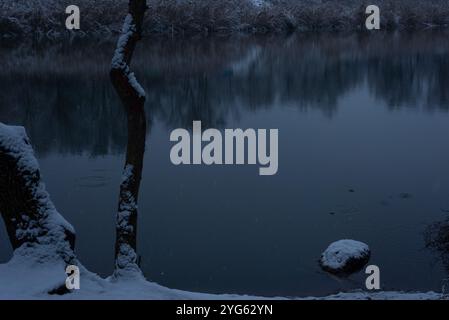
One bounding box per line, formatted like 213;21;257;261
0;253;443;300
320;240;370;275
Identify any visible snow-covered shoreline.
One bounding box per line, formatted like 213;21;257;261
0;253;444;300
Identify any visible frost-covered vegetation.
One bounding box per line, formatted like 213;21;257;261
2;0;449;39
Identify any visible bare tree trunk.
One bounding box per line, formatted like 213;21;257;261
0;124;76;263
110;0;147;275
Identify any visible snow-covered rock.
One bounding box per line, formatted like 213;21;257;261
320;240;370;275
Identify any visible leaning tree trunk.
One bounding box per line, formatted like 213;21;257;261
110;0;147;275
0;124;76;264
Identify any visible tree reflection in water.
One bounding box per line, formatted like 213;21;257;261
1;32;449;157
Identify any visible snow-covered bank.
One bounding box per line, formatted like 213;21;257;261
0;254;444;300
2;0;449;40
0;252;276;300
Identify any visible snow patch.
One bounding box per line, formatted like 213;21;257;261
248;0;267;8
127;71;146;98
111;14;134;70
122;164;133;182
117;165;137;232
111;14;146;98
0;255;443;300
0;124;39;178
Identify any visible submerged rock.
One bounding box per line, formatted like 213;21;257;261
399;193;412;199
320;240;370;275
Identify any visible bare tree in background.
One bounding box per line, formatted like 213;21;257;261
110;0;148;275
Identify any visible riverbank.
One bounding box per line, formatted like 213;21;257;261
0;254;444;300
2;0;449;40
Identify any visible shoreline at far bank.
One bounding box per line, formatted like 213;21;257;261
2;0;449;41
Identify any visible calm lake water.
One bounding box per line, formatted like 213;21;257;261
1;32;449;297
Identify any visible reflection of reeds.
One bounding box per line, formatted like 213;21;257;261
2;0;449;39
1;32;449;155
3;31;449;79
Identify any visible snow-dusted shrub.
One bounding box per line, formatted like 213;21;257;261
1;0;449;40
0;0;127;39
0;16;24;38
425;217;449;273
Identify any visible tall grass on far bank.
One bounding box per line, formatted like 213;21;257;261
1;0;449;40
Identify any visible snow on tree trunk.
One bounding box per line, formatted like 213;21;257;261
0;123;76;264
110;0;147;276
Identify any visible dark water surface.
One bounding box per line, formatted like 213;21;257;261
1;32;449;297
